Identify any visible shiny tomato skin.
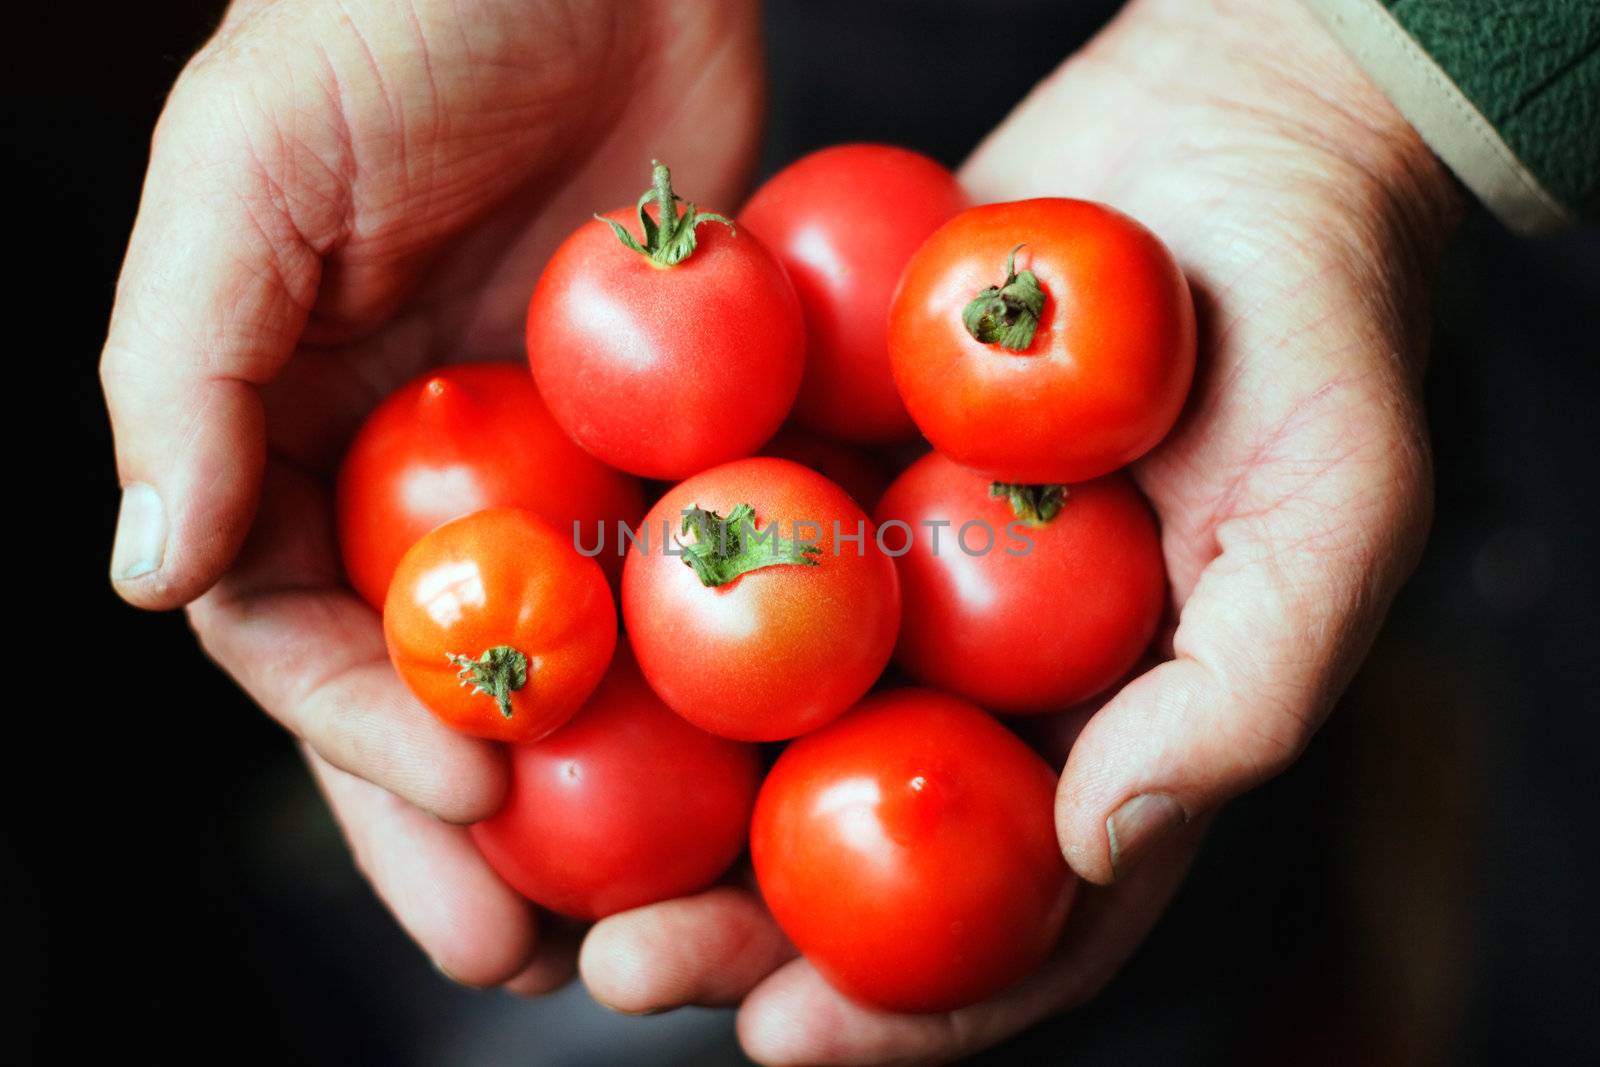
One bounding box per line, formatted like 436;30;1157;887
335;363;644;610
622;457;900;741
889;199;1195;483
875;453;1165;713
739;145;967;444
526;207;804;480
470;643;761;920
384;508;616;743
751;688;1074;1013
760;428;892;513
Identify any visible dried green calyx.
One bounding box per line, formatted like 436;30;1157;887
446;645;528;719
991;482;1068;525
962;244;1046;350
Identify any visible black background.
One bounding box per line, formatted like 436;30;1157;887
12;1;1598;1063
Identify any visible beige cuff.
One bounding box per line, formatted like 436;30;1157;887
1301;0;1573;234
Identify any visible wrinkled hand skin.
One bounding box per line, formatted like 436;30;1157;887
980;0;1461;889
101;0;763;987
101;0;1462;1061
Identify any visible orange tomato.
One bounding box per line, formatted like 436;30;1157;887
383;508;616;742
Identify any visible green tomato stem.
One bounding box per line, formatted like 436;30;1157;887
595;160;735;267
447;645;529;719
962;244;1046;350
678;503;821;587
991;482;1069;525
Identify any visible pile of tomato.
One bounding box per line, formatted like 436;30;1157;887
336;144;1195;1013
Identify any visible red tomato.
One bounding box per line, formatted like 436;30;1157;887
622;457;899;741
384;508;616;743
760;428;891;513
874;452;1165;713
751;689;1074;1013
527;162;804;479
889;199;1195;483
470;642;760;920
336;363;644;610
740;144;967;444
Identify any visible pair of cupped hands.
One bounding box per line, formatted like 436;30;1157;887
103;0;1460;1062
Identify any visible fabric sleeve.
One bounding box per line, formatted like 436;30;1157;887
1301;0;1598;234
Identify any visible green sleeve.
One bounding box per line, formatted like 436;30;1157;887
1304;0;1599;233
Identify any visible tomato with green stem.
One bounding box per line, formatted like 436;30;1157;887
751;688;1074;1013
527;161;804;479
889;198;1195;484
384;508;616;743
739;144;967;444
470;642;761;920
336;363;644;609
622;457;899;741
875;451;1166;713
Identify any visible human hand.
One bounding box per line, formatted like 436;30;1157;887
573;0;1462;1059
101;0;763;986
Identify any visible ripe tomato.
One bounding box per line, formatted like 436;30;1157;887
739;144;967;444
336;363;644;609
889;199;1195;483
470;642;761;920
875;452;1165;713
527;162;804;479
622;457;899;741
751;689;1074;1013
760;428;891;513
384;508;616;743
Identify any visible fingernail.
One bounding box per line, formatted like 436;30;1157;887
1106;792;1186;880
110;482;166;582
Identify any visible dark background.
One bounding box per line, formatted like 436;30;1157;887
13;1;1598;1063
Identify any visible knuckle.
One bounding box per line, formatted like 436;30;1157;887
1198;646;1328;792
297;689;367;769
1237;706;1313;784
156;30;353;251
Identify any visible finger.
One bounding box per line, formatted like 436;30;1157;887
102;66;325;609
1059;450;1429;884
736;819;1207;1067
503;919;584;998
190;461;507;822
580;886;798;1014
307;749;538;987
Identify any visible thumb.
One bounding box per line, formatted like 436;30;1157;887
101;69;321;609
1057;457;1430;884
